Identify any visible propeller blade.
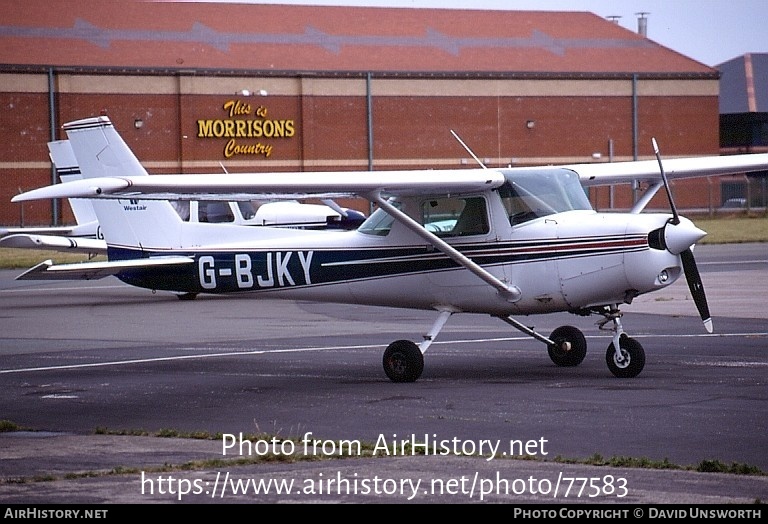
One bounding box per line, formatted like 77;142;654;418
652;137;680;225
680;248;713;333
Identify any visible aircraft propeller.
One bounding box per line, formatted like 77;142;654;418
651;138;713;333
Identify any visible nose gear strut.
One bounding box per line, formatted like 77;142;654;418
595;305;646;378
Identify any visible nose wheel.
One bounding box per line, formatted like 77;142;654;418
596;306;646;378
606;335;645;378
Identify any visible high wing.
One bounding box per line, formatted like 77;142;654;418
525;151;768;214
11;155;768;204
14;116;768;205
11;169;507;202
549;155;768;187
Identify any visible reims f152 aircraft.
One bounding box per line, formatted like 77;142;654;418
12;116;768;381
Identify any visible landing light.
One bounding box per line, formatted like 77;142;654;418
658;270;669;283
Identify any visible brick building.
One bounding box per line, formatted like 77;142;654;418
0;1;723;226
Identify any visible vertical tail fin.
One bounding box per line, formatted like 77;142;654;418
61;116;183;254
47;140;98;228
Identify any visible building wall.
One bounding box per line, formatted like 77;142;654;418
1;71;720;226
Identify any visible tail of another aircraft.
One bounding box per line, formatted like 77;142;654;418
62;116;183;254
48;140;99;230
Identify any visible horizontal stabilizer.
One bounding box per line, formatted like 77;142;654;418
0;234;107;255
1;225;75;237
16;256;194;281
0;221;99;239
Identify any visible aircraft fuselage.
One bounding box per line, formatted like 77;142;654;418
113;209;684;317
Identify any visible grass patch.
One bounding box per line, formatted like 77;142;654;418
562;453;763;476
697;459;764;475
693;214;768;244
0;420;24;432
0;249;105;269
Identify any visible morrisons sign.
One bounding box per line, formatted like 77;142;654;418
197;99;296;158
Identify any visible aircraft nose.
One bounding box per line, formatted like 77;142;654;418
664;218;707;255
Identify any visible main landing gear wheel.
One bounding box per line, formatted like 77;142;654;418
177;292;198;301
383;340;424;383
547;325;587;367
606;335;645;378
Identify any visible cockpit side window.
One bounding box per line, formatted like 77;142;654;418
421;196;489;237
358;197;490;238
237;201;257;220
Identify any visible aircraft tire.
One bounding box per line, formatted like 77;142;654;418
606;335;645;378
383;340;424;383
177;293;198;301
547;325;587;367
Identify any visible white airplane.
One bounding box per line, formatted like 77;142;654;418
173;198;365;230
0;175;99;239
0;185;107;256
1;140;365;256
1;151;99;240
0;141;106;255
12;116;768;381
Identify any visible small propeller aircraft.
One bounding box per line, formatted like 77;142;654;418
1;177;99;239
1;141;106;254
11;116;768;381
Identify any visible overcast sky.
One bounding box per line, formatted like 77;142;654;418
188;0;768;67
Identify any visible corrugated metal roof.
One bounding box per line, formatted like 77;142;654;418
718;53;768;113
0;1;716;76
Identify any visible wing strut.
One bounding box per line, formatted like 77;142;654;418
371;192;521;302
630;180;664;214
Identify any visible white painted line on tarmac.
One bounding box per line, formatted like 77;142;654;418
2;332;765;374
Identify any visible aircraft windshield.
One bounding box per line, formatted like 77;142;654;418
237;201;257;220
499;168;591;226
358;201;400;236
